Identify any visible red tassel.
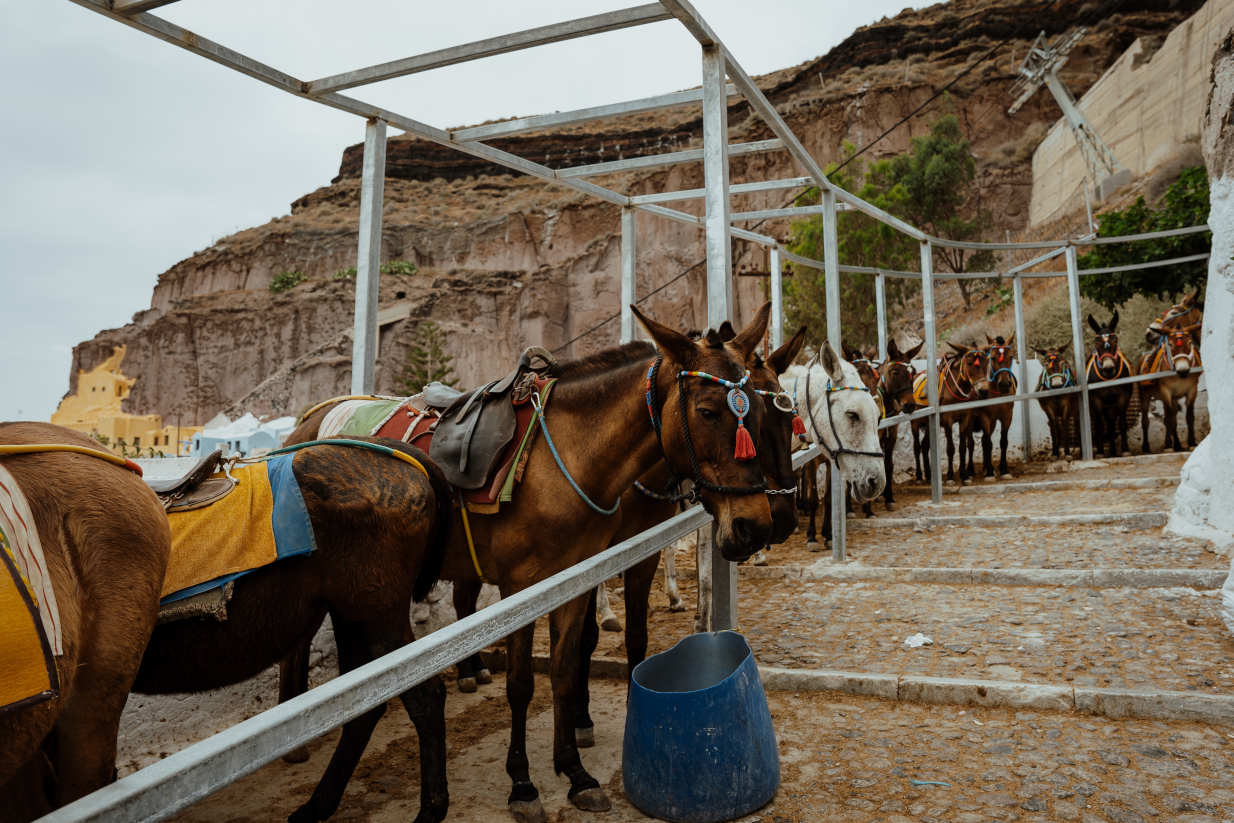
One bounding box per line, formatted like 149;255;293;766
734;422;757;461
792;414;807;437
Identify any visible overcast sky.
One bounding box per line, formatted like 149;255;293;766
1;0;924;423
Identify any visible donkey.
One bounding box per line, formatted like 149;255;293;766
912;343;990;486
973;334;1017;480
287;304;779;822
1034;343;1079;460
871;339;923;511
1138;322;1203;453
133;438;455;823
821;344;884;533
0;423;171;823
1145;289;1203;346
1086;312;1135;458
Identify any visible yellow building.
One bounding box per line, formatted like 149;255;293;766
51;346;201;456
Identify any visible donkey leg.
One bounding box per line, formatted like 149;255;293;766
549;597;611;812
664;540;685;611
574;587;600;748
944;424;956;485
882;432;898;511
595;581;622;632
805;467;821;551
1140;392;1153;455
280;631;315;763
289;617;387;823
452;580;484;692
504;624;543;823
1119;401;1132;456
981;424;994;481
624;553;659;676
999;419;1011;478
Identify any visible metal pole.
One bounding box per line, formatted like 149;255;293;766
875;272;888;362
700;43;736;629
701;44;733;331
1065;243;1094;460
350;117;386;395
921;241;942;504
822;188;846;561
620;207;637;343
769;247;783;348
1013;274;1031;462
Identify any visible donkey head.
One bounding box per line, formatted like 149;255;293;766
1166;322;1202;377
1088;311;1122;379
633;303;773;561
843;342;884;417
880;341;922;414
983;333;1016;395
946;342;991;400
1033;342;1072;389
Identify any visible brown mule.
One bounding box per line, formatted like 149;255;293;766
1034;343;1080;460
1138;322;1203;453
912;344;989;486
973;334;1017;480
0;422;171;823
1086;312;1136;458
873;339;923;510
285;304;777;822
132;437;454;823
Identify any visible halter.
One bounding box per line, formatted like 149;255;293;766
752;384;808;439
941;351;985;401
801;358;885;464
1036;352;1075;391
878;359;918;415
1162;328;1200;370
677;368;757;461
985;345;1018;396
1087;334;1131;382
642;356;769;504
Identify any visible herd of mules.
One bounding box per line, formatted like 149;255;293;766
0;293;1203;822
0;303;891;823
794;290;1206;548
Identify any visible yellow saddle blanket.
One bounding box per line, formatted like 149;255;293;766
163;455;316;604
912;372;931;408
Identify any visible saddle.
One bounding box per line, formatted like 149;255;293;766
426;346;557;489
145;448;237;512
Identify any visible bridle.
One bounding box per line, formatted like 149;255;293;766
1036;351;1075;391
1161;328;1199;371
1088;333;1130;381
641;355;769;504
985;345;1018;396
941;350;987;401
801;357;885;464
879;358;917;414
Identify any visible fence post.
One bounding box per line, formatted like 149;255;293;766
921;241;942;504
701;43;736;630
1013;273;1031;461
770;247;783;348
621;207;637;344
822;187;846;560
1065;243;1094;460
876;271;888;362
350;117;386;395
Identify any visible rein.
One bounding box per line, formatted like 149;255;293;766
530;390;620;516
940;354;977;401
802;359;885;464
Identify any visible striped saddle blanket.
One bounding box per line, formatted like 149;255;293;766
0;464;60;716
162;454;316;606
317;382;554;513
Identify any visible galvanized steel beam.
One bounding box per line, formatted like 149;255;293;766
351;118;386;395
1065;244;1095;460
821;187;845;562
629;176;813;205
875;273;888;362
453;85;737;143
307;5;673;95
556;139;783;179
112;0;183;13
730;203;850;221
770;247;783;348
621;207;637;343
921;242;942;505
1013;274;1031;459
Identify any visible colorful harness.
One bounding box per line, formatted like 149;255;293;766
940;351;985;401
1142;328;1201;376
1086;334;1133;382
1036;351;1075;392
985;345;1019;396
801;357;885;463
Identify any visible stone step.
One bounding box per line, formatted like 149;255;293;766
732;565;1227;589
954;476;1180;495
847;511;1168;531
1020;452;1189;474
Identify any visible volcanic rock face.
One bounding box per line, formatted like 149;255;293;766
69;0;1204;426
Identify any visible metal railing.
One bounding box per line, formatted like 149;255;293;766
57;2;1212;820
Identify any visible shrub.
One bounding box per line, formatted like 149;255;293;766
333;266;356;281
269;270;307;294
382;260;419;277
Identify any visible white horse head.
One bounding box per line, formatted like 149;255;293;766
781;341;886;502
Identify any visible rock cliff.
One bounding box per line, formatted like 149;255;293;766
69;0;1204;425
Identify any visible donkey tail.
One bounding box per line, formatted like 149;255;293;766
388;441;454;603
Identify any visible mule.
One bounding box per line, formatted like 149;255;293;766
821;345;883;535
912;343;989;486
1145;289;1203;346
1086;312;1135;458
868;339;922;512
133;437;455;823
1034;343;1079;460
0;423;171;823
286;304;778;822
973;334;1017;480
1138;322;1202;453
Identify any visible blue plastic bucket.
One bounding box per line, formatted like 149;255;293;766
622;632;779;823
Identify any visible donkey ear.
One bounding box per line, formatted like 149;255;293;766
887;339;901;359
901;341;924;360
717;320;737;343
1088;314;1101;334
1109;309;1120;331
768;325;808;376
1005;331;1015;348
1184;322;1203;336
819;340;845;383
631;305;696;365
947;341;970;355
1057;341;1070;354
728;302;771;362
1185;289;1200;307
842;341;860;361
1033;347;1049;357
985;333;996;345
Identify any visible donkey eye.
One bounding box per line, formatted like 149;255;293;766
698;408;718;422
846;411;860;424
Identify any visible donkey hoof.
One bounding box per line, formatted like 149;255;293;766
458;677;477;694
944;479;956;487
282;746;311;764
962;478;974;487
806;540;822;552
575;726;596;748
1000;473;1013;480
288;802;330;823
508;800;547;823
885;502;898;512
600;616;622;632
475;668;493;685
569;788;612;812
668;598;685;612
1121;451;1132;457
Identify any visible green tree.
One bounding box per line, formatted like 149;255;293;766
887;111;992;309
400;320;457;394
1079;165;1211;307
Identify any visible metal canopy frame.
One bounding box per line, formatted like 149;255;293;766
56;5;1212;821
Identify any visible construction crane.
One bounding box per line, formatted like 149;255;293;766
1008;28;1126;196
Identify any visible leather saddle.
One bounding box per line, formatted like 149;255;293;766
145;448;237;512
427;346;556;489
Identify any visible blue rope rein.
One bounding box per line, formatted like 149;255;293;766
530;391;620;516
